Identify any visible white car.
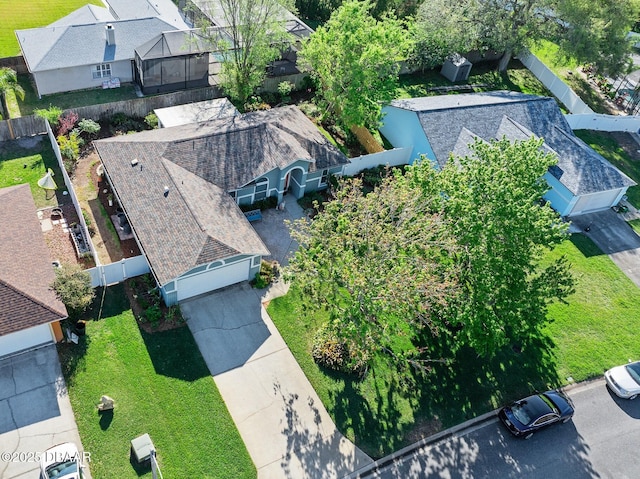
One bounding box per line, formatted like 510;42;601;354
40;442;84;479
605;361;640;400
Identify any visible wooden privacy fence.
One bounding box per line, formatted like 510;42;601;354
0;115;46;141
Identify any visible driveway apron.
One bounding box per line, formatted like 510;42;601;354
571;209;640;287
181;284;373;478
0;345;90;479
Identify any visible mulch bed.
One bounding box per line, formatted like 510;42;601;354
124;274;185;333
41;203;95;269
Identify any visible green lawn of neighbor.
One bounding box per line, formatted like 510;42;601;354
268;233;640;458
59;285;255;479
530;40;611;114
0;0;103;57
574;129;640;208
0;138;63;208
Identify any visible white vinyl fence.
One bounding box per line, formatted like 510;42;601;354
518;51;593;114
87;255;151;287
565;114;640;132
343;148;411;176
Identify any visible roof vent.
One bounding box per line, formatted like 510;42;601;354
131;158;139;167
164;186;170;197
106;24;115;46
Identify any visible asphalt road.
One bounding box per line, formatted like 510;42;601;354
363;379;640;479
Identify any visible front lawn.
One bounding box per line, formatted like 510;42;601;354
0;138;63;208
59;285;255;479
574;129;640;207
268;233;640;458
0;0;103;57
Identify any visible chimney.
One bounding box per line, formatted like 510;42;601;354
105;24;115;46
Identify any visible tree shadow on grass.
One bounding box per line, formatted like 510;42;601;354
139;325;211;382
570;233;604;258
325;331;560;459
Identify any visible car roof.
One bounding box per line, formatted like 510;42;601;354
517;394;555;418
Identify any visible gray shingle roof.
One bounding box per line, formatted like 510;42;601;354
16;17;178;72
106;0;188;27
135;29;213;60
390;91;635;195
95;106;343;285
0;185;67;337
48;5;115;27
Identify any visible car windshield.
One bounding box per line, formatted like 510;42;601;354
45;460;78;479
511;403;532;425
625;363;640;385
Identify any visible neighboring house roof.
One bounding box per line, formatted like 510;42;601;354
95;106;346;285
16;17;179;72
389;91;635;195
154;98;239;128
48;5;115;27
0;185;67;337
105;0;189;28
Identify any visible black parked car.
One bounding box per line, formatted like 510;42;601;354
498;390;574;439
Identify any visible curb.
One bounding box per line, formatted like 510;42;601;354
344;376;608;479
343;410;498;479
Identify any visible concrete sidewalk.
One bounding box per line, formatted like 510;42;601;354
181;284;372;478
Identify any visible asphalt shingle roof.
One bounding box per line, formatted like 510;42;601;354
390;91;635;195
16;17;178;72
0;185;67;337
95;106;344;285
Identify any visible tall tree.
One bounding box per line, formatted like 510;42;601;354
51;264;96;320
415;0;640;74
429;137;575;354
0;67;24;120
286;172;459;373
298;0;412;130
197;0;295;104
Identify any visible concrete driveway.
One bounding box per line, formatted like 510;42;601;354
571;209;640;286
181;284;372;478
0;345;89;479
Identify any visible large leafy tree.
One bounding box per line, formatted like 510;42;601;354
197;0;295;104
287;172;459;372
430;137;575;354
0;67;25;120
415;0;640;74
287;137;574;375
51;264;96;320
298;0;412;130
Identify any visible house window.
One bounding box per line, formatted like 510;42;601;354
254;179;268;201
320;169;329;185
93;63;112;79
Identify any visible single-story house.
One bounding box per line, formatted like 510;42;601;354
0;184;67;358
15;0;190;97
94;105;348;304
380;91;635;217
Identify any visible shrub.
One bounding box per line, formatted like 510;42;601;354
34;105;62;128
312;325;368;377
361;165;387;188
298;101;321;120
110;112;146;133
144;112;159;129
277;81;294;103
57;111;79;136
57;132;81;162
239;196;278;212
145;304;162;324
51;264;96;320
252;260;279;289
244;95;271;112
78;118;101;137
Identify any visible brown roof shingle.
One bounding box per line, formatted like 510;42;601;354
0;184;68;336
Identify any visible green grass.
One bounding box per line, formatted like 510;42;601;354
0;138;63;208
531;40;611;114
0;0;104;57
11;74;138;117
268;233;640;458
629;219;640;235
574;129;640;207
395;60;558;105
59;285;255;479
544;235;640;381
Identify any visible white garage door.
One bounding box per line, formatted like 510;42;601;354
176;259;251;302
570;190;620;215
0;323;54;358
